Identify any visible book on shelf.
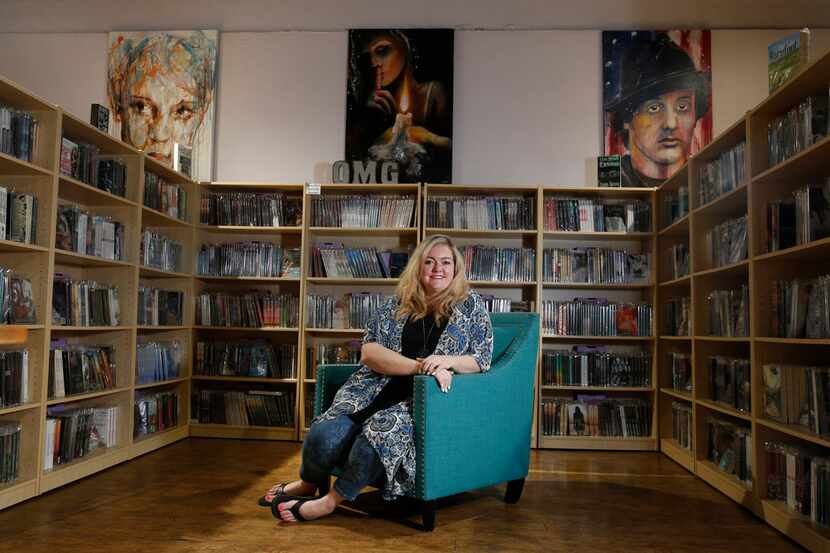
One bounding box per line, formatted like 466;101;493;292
707;416;752;486
0;186;38;245
59;139;128;197
193;388;295;428
541;299;652;337
200;190;302;227
309;194;415;228
195;292;299;328
310;243;409;279
543;197;650;233
89;103;109;133
143;171;187;221
305;341;362;379
0;105;38;164
768;29;811;93
0;269;36;324
0;423;21;485
540;396;651;437
764;440;830;528
663;296;690;336
597;155;622;187
707;285;749;337
195;340;297;379
56;204;125;261
52;275;120;327
763;363;830;436
768;180;830;253
137;287;183;326
43;405;118;471
197;241;298;278
672;401;692;450
709;356;751;413
704;215;747;269
541;348;651;387
305;293;390;330
771;274;830;339
47;343;116;399
768;91;829;167
669;352;692;393
0;350;28;408
304;393;314;428
134;390;179;438
426;194;535;230
140;230;183;273
172;143;192;178
698;140;746;206
460;245;535;283
668;243;689;280
136;341;182;385
663;185;689;227
542;247;650;285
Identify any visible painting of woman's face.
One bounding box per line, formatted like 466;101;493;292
367;35;406;87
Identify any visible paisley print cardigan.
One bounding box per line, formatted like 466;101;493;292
313;290;493;499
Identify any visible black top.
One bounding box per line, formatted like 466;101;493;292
348;313;447;425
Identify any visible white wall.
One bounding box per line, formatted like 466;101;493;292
1;29;828;184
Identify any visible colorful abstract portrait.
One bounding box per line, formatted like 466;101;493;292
107;30;218;181
346;29;454;184
603;30;712;187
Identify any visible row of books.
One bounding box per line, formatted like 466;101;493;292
0;350;28;408
195;292;300;328
140;230;183;273
705;215;748;269
48;345;116;399
59;138;127;197
672;402;692;450
310;244;408;279
764;441;830;528
698;140;746;206
56;205;125;261
137;287;184;326
540;397;652;437
763;364;830;437
541;348;651;387
542;248;650;284
542;197;651;233
134;390;179;438
305;342;361;379
136;341;182;385
52;276;120;327
768;92;828;167
767;181;830;253
710;357;751;413
43;406;118;471
305;394;314;427
707;416;752;486
0;106;37;163
306;293;388;330
0;187;38;245
197;242;300;278
143;172;187;221
426;195;535;230
707;285;749;337
194;341;298;379
308;194;415;228
0;423;21;484
670;352;692;392
541;300;653;337
200;191;302;228
667;243;689;280
193;389;295;427
0;269;36;324
479;296;534;313
461;245;535;283
663;296;690;336
771;275;830;339
663;185;690;227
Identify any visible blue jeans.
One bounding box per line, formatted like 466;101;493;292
300;414;386;501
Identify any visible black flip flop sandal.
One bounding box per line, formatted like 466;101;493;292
258;482;287;507
271;497;312;522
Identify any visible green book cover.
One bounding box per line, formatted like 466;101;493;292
768;29;810;93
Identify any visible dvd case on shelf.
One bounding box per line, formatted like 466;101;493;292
698;141;746;206
663;185;690;227
43;405;118;471
764;441;830;528
540;396;651;437
52;275;120;327
768;91;829;167
672;401;692;450
136;341;182;385
310;243;409;279
460;245;535;283
193;388;295;427
195;292;299;328
426;195;535;230
137;287;183;326
200;190;302;227
0;423;21;484
0;186;38;245
1;105;38;164
59;138;127;197
543;247;650;284
0;268;36;324
134;390;179;437
668;243;689;280
763;364;830;436
705;215;748;268
47;343;116;399
542;348;651;387
195;341;297;379
0;350;28;408
197;242;298;278
707;416;752;486
309;194;415;228
140;230;183;273
663;297;690;336
56;204;125;261
305;293;390;330
541;299;652;337
143;171;188;221
669;352;692;392
771;274;830;338
707;285;749;337
709;356;751;412
543;197;650;232
478;295;534;313
305;341;361;379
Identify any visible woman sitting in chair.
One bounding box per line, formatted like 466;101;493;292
263;234;493;523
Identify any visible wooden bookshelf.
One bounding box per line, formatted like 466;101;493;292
652;48;830;551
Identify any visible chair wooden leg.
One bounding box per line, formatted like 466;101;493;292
318;477;330;497
505;478;525;504
421;500;436;532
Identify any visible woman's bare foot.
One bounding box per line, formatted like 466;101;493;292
277;495;337;522
263;479;317;503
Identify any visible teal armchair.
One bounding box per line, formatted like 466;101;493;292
312;312;540;531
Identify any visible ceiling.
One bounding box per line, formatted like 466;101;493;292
1;0;826;33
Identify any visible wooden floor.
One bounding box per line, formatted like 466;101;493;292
0;438;804;552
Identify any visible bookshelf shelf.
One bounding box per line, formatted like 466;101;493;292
755;337;830;345
660;388;692;402
542;335;653;342
693;259;749;279
138;266;192;279
470;280;536;288
541;386;653;392
659;335;691;341
40;445;131;493
310;226;418;236
694;460;754;506
305;277;397;285
199;225;302;234
0;479;38;511
660;438;694;472
752;134;830;186
134;377;190;391
192;326;299;333
303;379;316;384
693;336;750;343
543;231;651;241
189;423;295;441
142;154;193;184
195;275;301;283
0;402;41;416
538;436;656;451
754;235;830;263
696;399;752;422
51;326;132;332
541;282;652;290
692;183;747;219
0;151;53;176
191;376;297;384
658;215;689;237
305;328;364;335
542;186;654;196
137;325;187;331
0;239;48;254
756;418;830;449
141;206;191;228
58;175;138;208
424;227;536;238
130;425;189;459
658;274;691;287
53;249;134;268
46;387;128;406
761;500;830;552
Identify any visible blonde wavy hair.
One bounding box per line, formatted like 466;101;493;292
395;235;469;325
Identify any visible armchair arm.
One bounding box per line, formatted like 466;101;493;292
314;364;361;418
